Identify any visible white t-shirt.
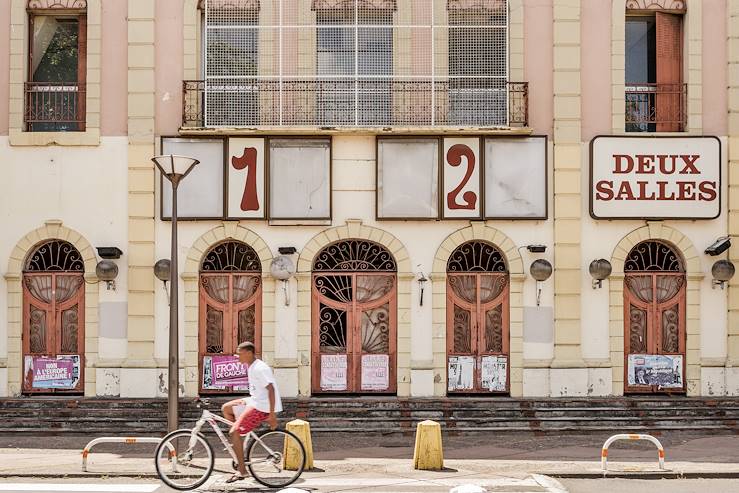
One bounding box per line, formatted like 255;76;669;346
245;359;283;414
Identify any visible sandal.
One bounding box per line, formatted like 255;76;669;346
225;472;247;484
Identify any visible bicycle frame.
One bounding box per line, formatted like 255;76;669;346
189;409;280;468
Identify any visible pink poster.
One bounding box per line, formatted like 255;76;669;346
361;354;389;391
211;355;249;387
320;354;347;391
24;355;79;389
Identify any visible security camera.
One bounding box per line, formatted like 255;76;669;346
705;237;731;256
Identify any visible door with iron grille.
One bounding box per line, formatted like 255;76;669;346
199;241;262;394
624;241;686;393
446;241;509;394
22;240;85;394
312;240;397;394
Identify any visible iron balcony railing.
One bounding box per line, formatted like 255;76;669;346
24;82;86;132
183;80;528;128
625;83;687;132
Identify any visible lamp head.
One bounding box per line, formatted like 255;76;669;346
151;155;200;185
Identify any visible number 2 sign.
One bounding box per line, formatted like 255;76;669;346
443;138;481;219
227;138;265;219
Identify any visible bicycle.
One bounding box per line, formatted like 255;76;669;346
154;405;307;490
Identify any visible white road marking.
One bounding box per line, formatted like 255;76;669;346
0;484;159;492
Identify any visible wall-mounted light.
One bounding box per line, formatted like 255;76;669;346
705;237;731;256
417;267;428;306
712;259;735;289
589;259;612;289
271;255;296;306
529;259;552;306
97;246;123;259
526;244;547;254
96;260;119;290
154;259;171;302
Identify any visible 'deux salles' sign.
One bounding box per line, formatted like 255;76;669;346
590;136;721;219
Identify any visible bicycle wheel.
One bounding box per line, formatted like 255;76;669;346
155;429;214;491
246;429;306;488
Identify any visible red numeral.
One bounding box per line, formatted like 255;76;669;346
446;144;477;210
232;148;259;212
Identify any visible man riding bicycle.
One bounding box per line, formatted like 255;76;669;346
221;341;283;484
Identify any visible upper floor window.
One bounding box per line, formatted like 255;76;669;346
188;0;527;129
25;1;87;132
625;5;685;132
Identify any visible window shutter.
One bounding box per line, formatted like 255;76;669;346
655;12;682;132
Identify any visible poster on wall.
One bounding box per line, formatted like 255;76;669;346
442;138;481;219
480;355;507;392
228;138;265;219
320;354;348;391
590;136;721;219
627;354;683;388
23;355;80;390
202;356;226;390
448;356;474;391
361;354;389;391
210;355;249;387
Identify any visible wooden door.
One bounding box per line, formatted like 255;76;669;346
623;241;686;393
447;273;509;394
199;273;262;394
312;272;397;394
22;272;85;394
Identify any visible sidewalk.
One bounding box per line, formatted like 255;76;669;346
1;431;738;480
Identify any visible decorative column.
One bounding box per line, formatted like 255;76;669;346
123;0;158;394
727;1;739;394
551;0;585;391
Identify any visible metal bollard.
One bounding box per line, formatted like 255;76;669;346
601;433;665;471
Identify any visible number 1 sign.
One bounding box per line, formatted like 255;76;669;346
442;138;482;219
228;138;265;219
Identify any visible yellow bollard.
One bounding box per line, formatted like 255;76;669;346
284;419;314;471
413;420;444;470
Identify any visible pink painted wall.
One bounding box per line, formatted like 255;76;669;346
703;0;727;136
524;0;553;136
101;0;128;136
156;0;185;135
0;0;10;136
580;0;611;141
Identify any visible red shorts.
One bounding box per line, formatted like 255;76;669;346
234;406;269;435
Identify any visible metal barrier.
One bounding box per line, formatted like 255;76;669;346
601;433;665;471
82;437;177;473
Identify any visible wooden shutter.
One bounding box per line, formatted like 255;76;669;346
655;12;682;132
77;14;87;131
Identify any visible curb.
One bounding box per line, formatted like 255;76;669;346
549;471;739;480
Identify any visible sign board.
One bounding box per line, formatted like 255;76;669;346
361;354;389;391
590;136;721;219
320;354;348;391
627;354;683;389
442;138;481;219
211;355;249;387
24;355;80;390
448;355;474;391
480;355;507;392
228;138;265;219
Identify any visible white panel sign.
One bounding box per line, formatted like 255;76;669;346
591;136;721;219
361;354;389;391
269;139;331;219
162;138;224;218
447;356;474;391
480;355;507;392
320;354;347;391
484;137;547;218
377;138;439;218
228;138;265;219
443;137;481;219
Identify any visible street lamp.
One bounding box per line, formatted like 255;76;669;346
152;154;199;432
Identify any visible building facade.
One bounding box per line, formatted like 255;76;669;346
0;0;737;399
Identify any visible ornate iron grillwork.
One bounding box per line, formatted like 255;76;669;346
313;240;396;272
25;240;84;272
201;241;261;272
624;241;683;272
27;0;87;9
625;0;685;12
447;241;507;273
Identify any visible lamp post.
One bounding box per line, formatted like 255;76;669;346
152;154;199;432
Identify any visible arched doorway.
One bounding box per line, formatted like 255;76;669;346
199;240;262;394
312;240;397;394
22;240;85;394
624;240;686;393
446;241;509;394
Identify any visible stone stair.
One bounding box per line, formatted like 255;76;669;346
1;396;737;435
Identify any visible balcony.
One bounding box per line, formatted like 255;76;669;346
182;80;528;129
24;82;86;132
625;83;687;133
